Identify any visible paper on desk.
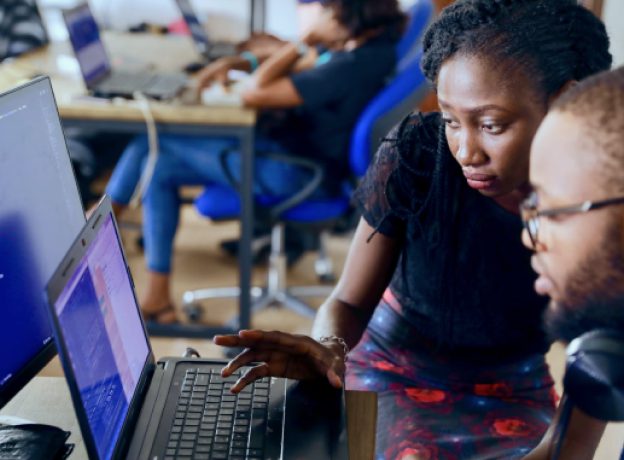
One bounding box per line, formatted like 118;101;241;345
201;81;246;107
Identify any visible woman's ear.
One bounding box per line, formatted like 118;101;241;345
547;80;578;107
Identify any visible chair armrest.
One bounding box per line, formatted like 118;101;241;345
218;149;325;218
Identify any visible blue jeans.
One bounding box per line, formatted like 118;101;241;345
106;134;316;273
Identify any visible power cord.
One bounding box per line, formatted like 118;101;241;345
128;91;159;208
183;347;201;358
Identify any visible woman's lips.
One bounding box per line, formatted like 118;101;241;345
463;172;497;190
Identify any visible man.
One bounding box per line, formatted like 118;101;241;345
522;66;624;459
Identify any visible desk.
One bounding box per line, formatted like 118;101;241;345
0;377;377;460
0;33;256;337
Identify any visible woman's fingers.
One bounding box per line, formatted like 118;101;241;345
230;363;272;393
221;348;274;377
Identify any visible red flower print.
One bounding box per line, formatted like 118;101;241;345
492;418;533;437
405;388;446;404
474;382;513;397
389;439;439;460
372;360;405;374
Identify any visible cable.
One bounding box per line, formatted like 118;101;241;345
129;91;159;208
183;347;201;358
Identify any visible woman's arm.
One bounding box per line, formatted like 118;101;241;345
311;218;403;348
214;218;403;390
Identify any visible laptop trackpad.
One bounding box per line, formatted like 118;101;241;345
282;380;348;460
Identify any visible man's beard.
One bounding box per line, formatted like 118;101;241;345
545;221;624;343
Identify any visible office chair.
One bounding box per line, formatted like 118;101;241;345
182;1;434;321
182;48;430;322
396;0;434;71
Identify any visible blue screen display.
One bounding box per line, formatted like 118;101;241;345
0;78;85;399
64;4;110;85
53;214;149;459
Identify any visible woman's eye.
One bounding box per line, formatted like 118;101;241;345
443;118;460;129
482;123;505;134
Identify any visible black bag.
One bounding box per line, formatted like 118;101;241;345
0;423;74;460
0;0;48;61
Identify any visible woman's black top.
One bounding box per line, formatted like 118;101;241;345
353;112;550;360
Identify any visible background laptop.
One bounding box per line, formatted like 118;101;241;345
63;3;187;100
174;0;237;63
45;196;348;460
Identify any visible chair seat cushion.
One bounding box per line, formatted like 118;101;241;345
195;185;350;223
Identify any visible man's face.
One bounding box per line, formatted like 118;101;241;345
526;111;624;342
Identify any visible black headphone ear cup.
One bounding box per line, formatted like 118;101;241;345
564;330;624;422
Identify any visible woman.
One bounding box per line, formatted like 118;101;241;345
105;0;406;324
213;0;612;458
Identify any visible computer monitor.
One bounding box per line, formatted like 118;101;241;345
0;77;85;408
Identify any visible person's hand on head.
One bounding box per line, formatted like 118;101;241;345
301;8;349;50
238;32;286;60
213;330;347;393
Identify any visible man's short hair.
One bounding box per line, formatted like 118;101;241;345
551;67;624;194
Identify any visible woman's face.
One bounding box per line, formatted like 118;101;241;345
437;54;548;197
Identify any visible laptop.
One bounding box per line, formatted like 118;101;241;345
63;3;187;100
45;196;348;459
174;0;237;64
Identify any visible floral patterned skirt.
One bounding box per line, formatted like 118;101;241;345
346;290;558;460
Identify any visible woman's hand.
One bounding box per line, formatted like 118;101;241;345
213;330;347;393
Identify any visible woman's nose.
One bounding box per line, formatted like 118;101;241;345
456;131;485;167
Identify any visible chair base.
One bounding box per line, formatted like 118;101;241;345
182;224;336;324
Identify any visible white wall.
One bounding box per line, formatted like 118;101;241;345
39;0;300;42
40;0;420;43
603;0;624;67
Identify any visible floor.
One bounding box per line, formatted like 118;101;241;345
40;203;622;458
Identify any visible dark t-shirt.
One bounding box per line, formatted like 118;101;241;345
353;112;550;358
257;32;397;185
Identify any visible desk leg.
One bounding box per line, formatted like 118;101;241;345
238;127;254;331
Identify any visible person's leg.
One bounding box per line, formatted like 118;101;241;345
132;134;319;320
138;135;239;320
105;134;150;220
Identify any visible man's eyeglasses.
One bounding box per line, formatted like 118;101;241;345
520;191;624;248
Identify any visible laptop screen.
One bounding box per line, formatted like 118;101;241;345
53;213;149;460
175;0;210;56
64;4;110;86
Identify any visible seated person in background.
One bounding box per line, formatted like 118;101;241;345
522;66;624;460
104;0;406;324
212;1;612;458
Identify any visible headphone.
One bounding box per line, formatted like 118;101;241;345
563;328;624;422
550;329;624;460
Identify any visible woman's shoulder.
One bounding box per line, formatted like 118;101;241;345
378;111;443;172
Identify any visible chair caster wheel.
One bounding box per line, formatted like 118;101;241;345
318;273;336;284
183;303;203;323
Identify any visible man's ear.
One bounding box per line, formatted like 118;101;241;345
548;80;578;108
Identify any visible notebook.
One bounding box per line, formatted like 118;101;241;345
63;3;187;100
44;196;348;459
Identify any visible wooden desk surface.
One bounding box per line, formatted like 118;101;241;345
0;377;377;460
0;33;255;127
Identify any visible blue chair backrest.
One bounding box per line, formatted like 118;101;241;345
350;49;428;178
396;0;434;67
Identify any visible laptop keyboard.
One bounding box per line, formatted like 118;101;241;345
164;368;273;460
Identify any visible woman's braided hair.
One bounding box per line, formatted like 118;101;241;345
421;0;612;98
386;0;612;347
